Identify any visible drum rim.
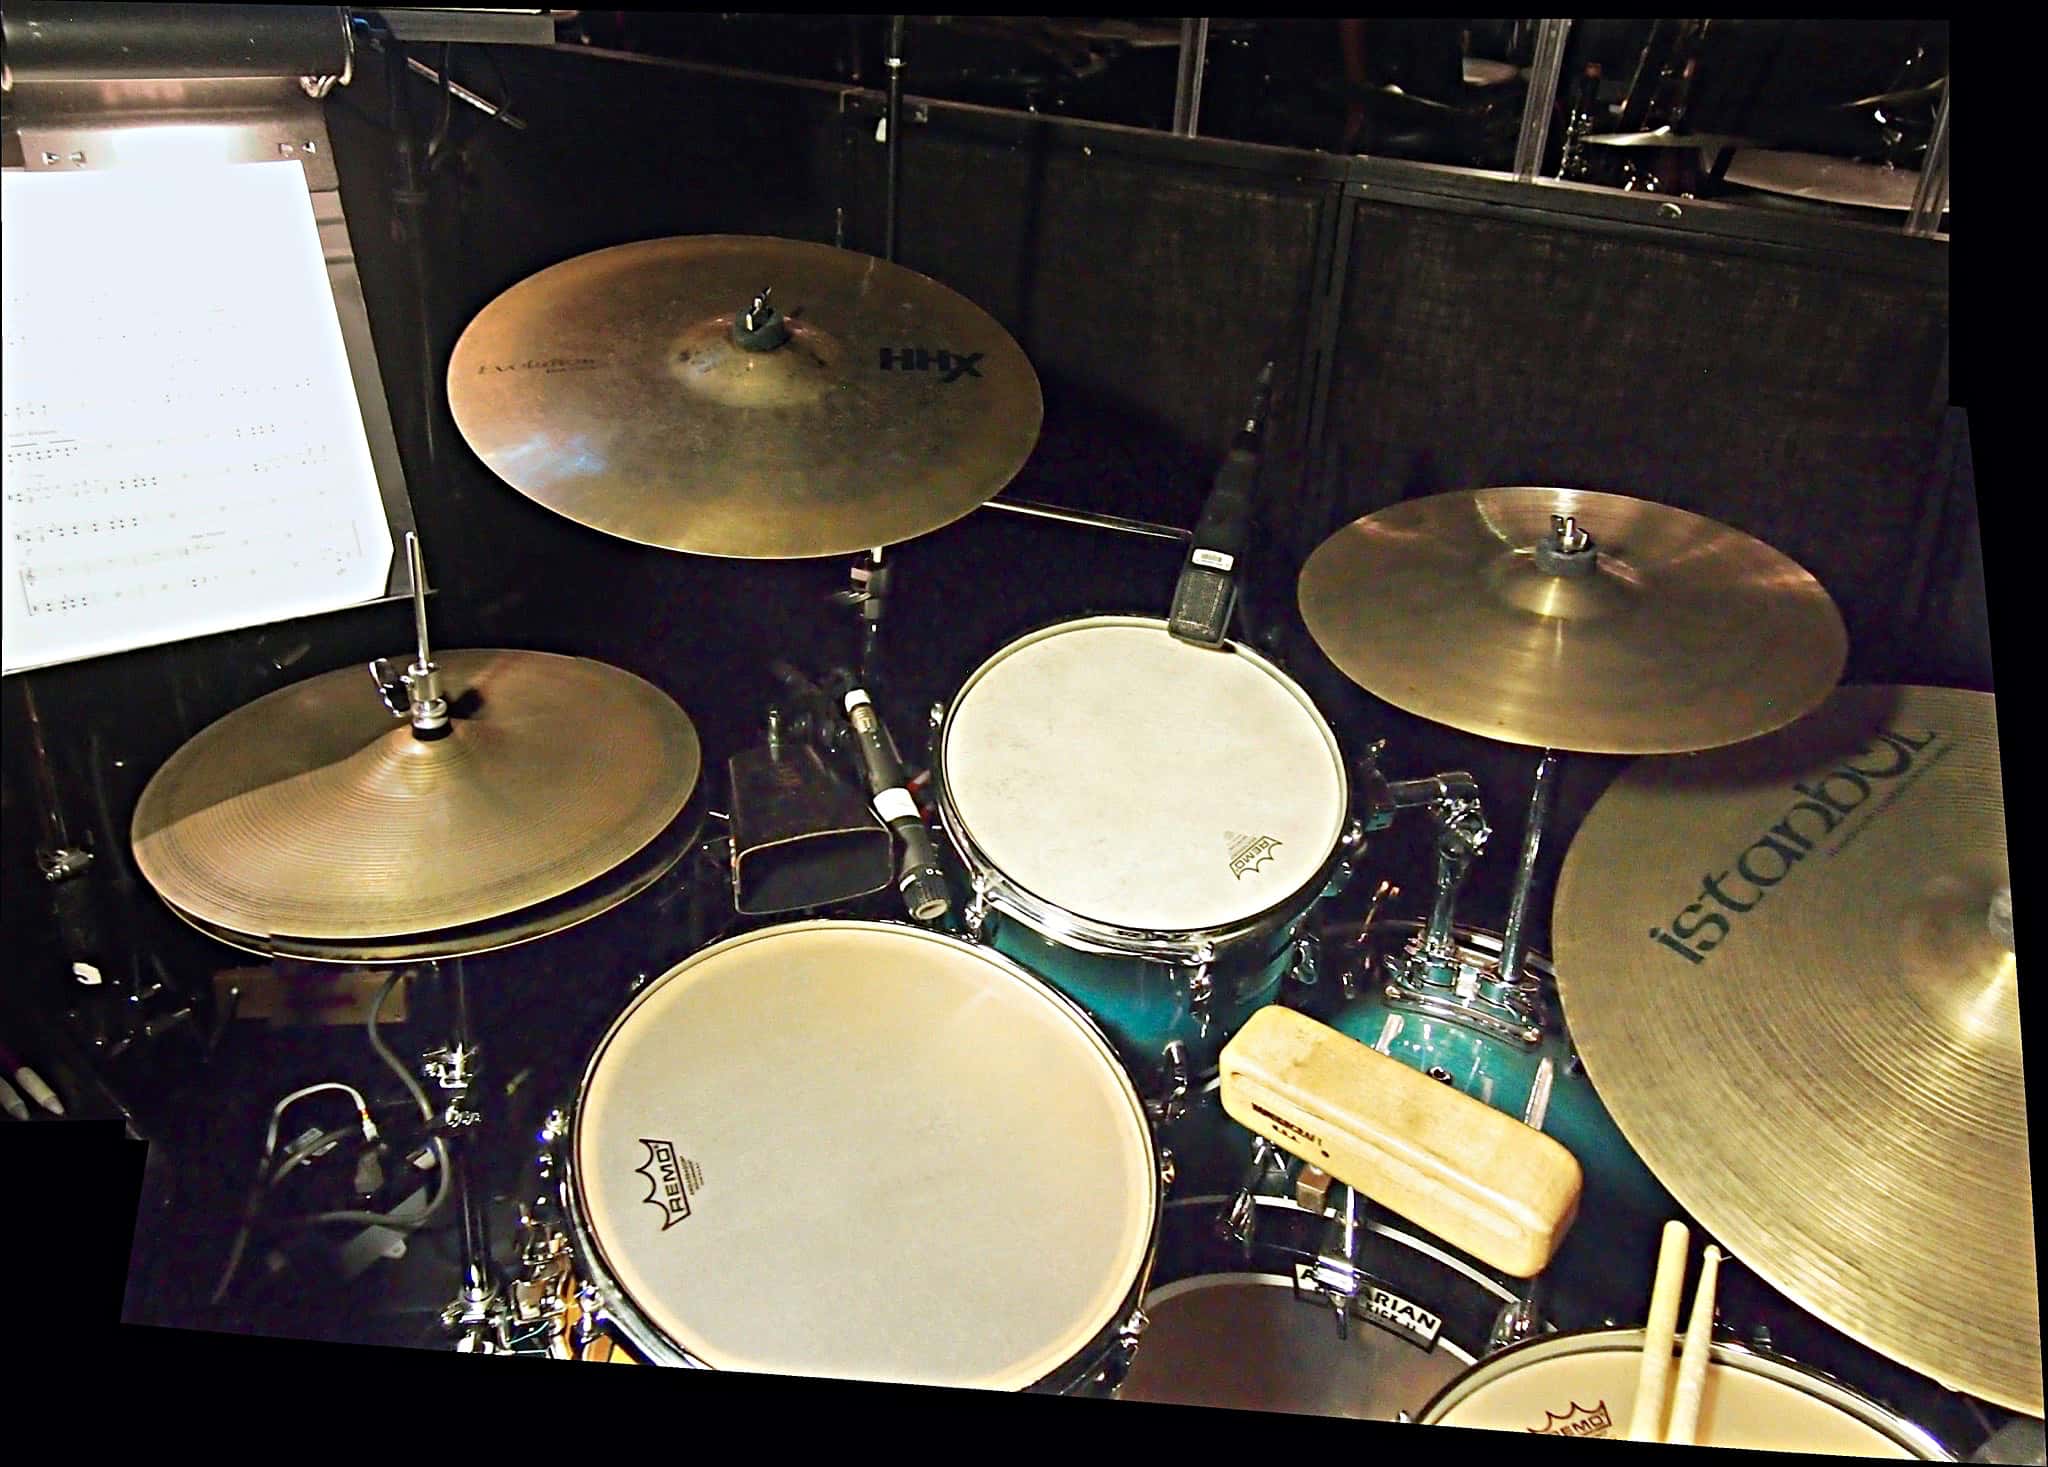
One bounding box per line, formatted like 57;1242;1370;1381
561;917;1163;1390
933;614;1355;962
1413;1325;1956;1457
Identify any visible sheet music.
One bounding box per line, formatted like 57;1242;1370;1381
2;162;395;675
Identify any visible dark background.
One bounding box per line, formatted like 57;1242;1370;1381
0;34;1981;1423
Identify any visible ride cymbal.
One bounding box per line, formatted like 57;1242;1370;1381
447;236;1043;559
132;650;700;953
1550;686;2034;1414
1296;488;1848;754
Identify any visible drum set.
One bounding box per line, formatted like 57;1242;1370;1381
123;233;2030;1449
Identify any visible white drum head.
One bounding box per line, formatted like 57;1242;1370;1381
942;618;1347;933
571;921;1157;1390
1423;1333;1945;1457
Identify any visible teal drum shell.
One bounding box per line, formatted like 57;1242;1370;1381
974;896;1319;1083
930;616;1359;1088
1297;924;1675;1228
1156;923;1679;1329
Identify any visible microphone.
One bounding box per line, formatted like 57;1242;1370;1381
1169;361;1275;648
843;689;952;923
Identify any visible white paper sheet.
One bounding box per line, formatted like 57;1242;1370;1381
2;161;395;674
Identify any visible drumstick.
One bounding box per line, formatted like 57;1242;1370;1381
1626;1221;1691;1442
1665;1245;1724;1446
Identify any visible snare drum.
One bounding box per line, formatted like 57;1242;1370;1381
559;920;1162;1391
1414;1329;1954;1457
1117;1195;1521;1420
933;616;1358;1085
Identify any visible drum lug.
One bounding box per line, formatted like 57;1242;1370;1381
1105;1305;1150;1388
1157;1147;1177;1193
962;875;991;940
1488;1296;1540;1353
1187;954;1215;1038
1146;1040;1190;1127
1395;1411;1415;1425
1289;930;1321;988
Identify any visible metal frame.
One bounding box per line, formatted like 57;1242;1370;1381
1172;18;1210;138
1905;77;1951;238
1514;19;1573;181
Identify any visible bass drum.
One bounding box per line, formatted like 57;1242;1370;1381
1415;1328;1955;1457
1117;1195;1523;1420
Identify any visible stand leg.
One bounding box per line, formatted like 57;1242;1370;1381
429;958;496;1345
1497;750;1561;988
859;546;887;693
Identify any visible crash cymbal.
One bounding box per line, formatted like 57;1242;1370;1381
1296;488;1847;755
132;650;700;950
1551;686;2033;1415
447;236;1043;559
1583;128;1754;151
1835;77;1947;112
1722;150;1933;212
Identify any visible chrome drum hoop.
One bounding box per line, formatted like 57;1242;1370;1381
557;919;1165;1391
932;616;1356;968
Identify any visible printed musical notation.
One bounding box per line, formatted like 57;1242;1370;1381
2;163;395;675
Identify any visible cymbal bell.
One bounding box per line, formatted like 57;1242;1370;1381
447;236;1043;559
132;650;701;956
1551;686;2034;1414
1296;488;1848;755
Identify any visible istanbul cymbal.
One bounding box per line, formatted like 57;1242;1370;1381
1296;488;1848;754
132;650;700;952
447;236;1043;559
1550;686;2034;1414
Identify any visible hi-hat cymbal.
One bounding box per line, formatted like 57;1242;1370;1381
1551;686;2034;1414
447;236;1043;559
132;650;701;955
1296;488;1848;755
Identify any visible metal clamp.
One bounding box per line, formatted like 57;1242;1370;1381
423;1043;478;1091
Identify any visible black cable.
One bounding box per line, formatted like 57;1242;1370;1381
209;975;454;1305
425;42;456;171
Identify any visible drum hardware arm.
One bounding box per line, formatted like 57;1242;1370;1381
1219;1136;1287;1252
1300;1182;1369;1341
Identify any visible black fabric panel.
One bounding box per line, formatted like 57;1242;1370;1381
1313;201;1951;685
843;115;1333;538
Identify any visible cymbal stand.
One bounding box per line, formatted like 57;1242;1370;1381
427;955;497;1348
830;545;892;694
366;533;497;1345
1496;749;1561;992
1490;511;1590;996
